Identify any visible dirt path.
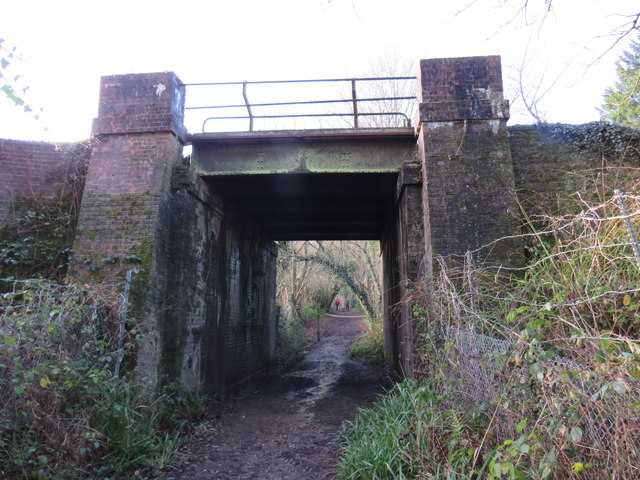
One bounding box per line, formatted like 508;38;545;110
168;313;389;480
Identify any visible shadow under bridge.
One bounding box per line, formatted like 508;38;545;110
190;128;417;240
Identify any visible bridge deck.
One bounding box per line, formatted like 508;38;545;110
190;128;417;240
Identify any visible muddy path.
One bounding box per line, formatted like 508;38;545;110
168;313;390;480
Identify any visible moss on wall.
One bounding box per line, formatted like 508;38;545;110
126;232;154;320
509;122;640;216
0;140;90;282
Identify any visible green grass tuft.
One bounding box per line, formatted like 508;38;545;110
349;319;384;364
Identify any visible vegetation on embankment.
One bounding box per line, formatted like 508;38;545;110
338;172;640;478
349;317;385;364
339;379;487;479
0;279;206;479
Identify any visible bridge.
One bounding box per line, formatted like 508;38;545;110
71;56;522;393
192;128;415;240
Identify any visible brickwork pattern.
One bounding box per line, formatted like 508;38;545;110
92;72;186;141
383;162;423;377
420;120;521;263
73;133;181;262
509;124;640;215
417;56;509;122
0;139;80;225
71;71;188;391
163;167;277;392
417;56;522;267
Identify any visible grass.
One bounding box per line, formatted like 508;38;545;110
338;380;489;480
273;311;309;365
349;318;385;364
338;380;431;480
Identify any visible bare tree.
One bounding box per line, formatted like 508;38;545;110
328;51;417;129
356;52;417;128
508;39;569;123
458;0;640;124
276;240;384;321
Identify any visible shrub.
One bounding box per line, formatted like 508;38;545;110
340;178;640;479
0;279;203;479
415;187;640;478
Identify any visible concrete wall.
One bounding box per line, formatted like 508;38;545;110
382;162;423;377
163;166;277;393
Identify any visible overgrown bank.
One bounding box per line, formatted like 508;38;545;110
0;280;206;479
339;169;640;478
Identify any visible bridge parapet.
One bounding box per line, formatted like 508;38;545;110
185;76;416;133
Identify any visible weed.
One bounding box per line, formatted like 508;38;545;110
340;174;640;479
0;280;207;479
349;318;384;364
273;309;308;365
338;380;489;479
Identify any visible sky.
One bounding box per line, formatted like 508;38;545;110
0;0;638;142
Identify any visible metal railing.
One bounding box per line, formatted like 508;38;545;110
184;77;417;132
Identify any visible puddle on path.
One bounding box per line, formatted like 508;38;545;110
169;313;390;480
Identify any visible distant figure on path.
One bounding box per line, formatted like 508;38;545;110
335;299;341;311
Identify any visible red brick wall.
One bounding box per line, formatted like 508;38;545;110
72;133;182;263
509;123;640;215
70;71;186;392
0;139;87;225
417;56;509;122
72;72;186;271
417;56;522;267
92;72;186;141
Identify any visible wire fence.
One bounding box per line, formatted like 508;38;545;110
417;187;640;477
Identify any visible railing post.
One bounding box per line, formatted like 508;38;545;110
351;79;359;128
242;81;254;131
615;189;640;272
